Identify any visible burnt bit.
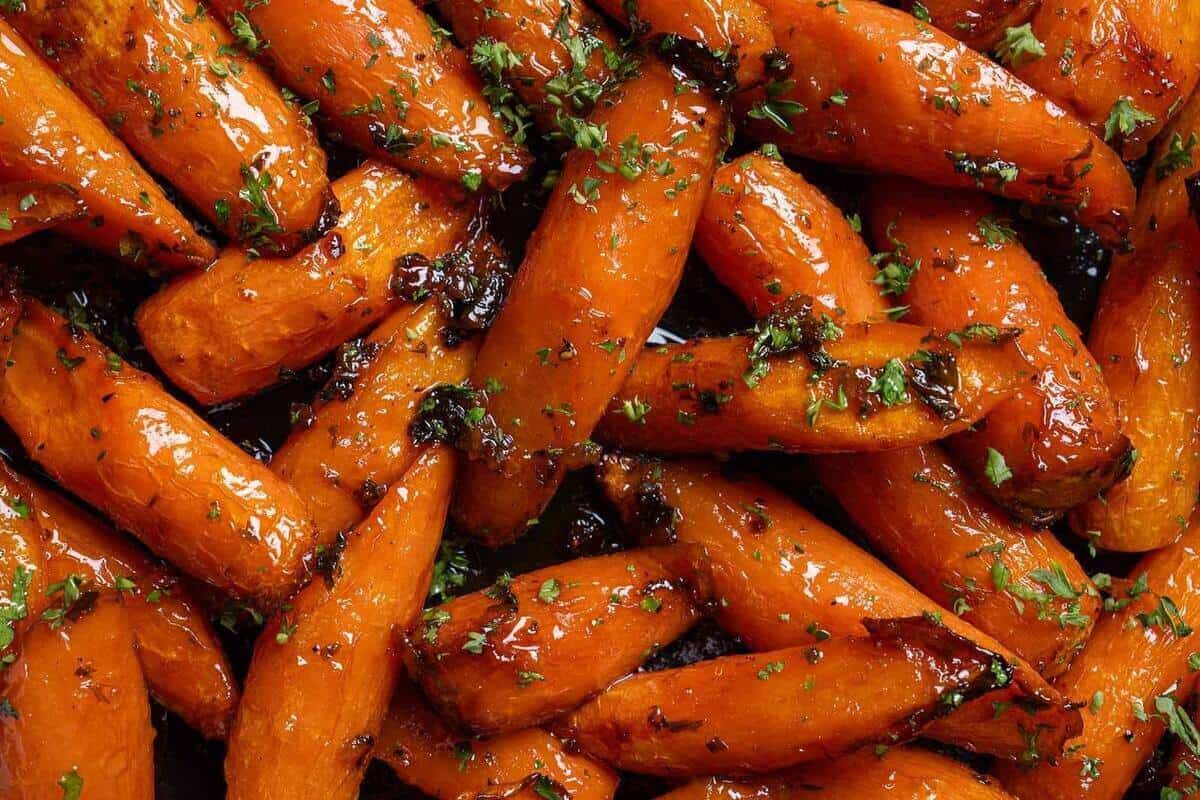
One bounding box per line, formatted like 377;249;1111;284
409;383;514;470
761;48;793;82
647;705;704;733
356;477;389;510
312;531;348;589
632;477;680;544
318;338;382;403
743;294;843;388
908;348;961;421
653;34;738;96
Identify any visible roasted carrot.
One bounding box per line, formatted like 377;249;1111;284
554;616;1009;777
9;0;336;254
742;0;1136;246
599;456;1084;764
0;598;154;800
136;162;489;405
995;521;1200;799
1011;0;1200;159
1;461;239;740
271;302;476;538
0;299;316;604
590;0;776;90
1134;88;1200;246
225;447;452;799
898;0;1038;51
404;547;700;735
453;59;724;546
1164;702;1200;798
0;465;45;663
821;445;1098;678
0;19;213;272
865;179;1130;526
658;746;1019;799
207;0;531;191
697;153;880;321
597;318;1028;455
377;679;619;800
0;182;84;247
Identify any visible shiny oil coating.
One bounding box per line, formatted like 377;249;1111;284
0;20;213;272
742;0;1136;246
598;456;1082;763
867;180;1130;525
208;0;531;191
404;547;700;735
0;459;46;654
7;0;335;252
900;0;1037;51
0;599;155;800
4;461;239;740
377;680;619;800
271;302;476;539
225;448;453;800
136;163;480;405
0;181;85;247
995;523;1200;800
555;617;1005;777
0;299;316;604
598;323;1028;454
453;60;724;545
1014;0;1200;159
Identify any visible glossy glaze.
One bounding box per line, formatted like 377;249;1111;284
598;322;1028;454
136;162;482;405
742;0;1136;246
900;0;1038;51
0;299;316;604
225;448;452;800
0;599;155;800
598;456;1082;763
0;20;213;272
453;61;724;545
0;459;46;659
0;181;84;247
995;522;1200;799
555;617;1007;777
404;547;700;734
866;180;1130;525
208;0;530;191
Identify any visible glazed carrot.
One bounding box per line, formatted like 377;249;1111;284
599;456;1084;764
0;182;84;247
697;153;880;320
1011;0;1200;159
598;318;1027;455
0;598;154;800
9;0;336;253
0;467;45;662
404;547;700;734
590;0;776;89
0;20;213;272
453;60;724;546
822;446;1097;678
742;0;1136;246
995;522;1200;799
658;746;1019;799
207;0;530;191
865;180;1130;526
136;162;489;405
271;302;476;538
1;461;238;740
225;448;452;800
0;299;316;604
897;0;1037;51
376;680;619;800
1164;703;1200;798
554;616;1009;777
1133;89;1200;245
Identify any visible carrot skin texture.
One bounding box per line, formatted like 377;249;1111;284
0;300;316;605
597;323;1027;454
995;523;1200;799
590;0;776;89
897;0;1037;51
404;547;700;734
1013;0;1200;159
697;154;881;321
0;599;155;800
599;457;1083;763
743;0;1135;246
0;20;213;272
554;616;1008;777
271;302;476;538
376;680;619;800
8;0;336;253
453;60;724;545
225;448;453;800
136;163;486;405
207;0;531;190
2;462;239;741
0;182;85;247
866;180;1130;525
